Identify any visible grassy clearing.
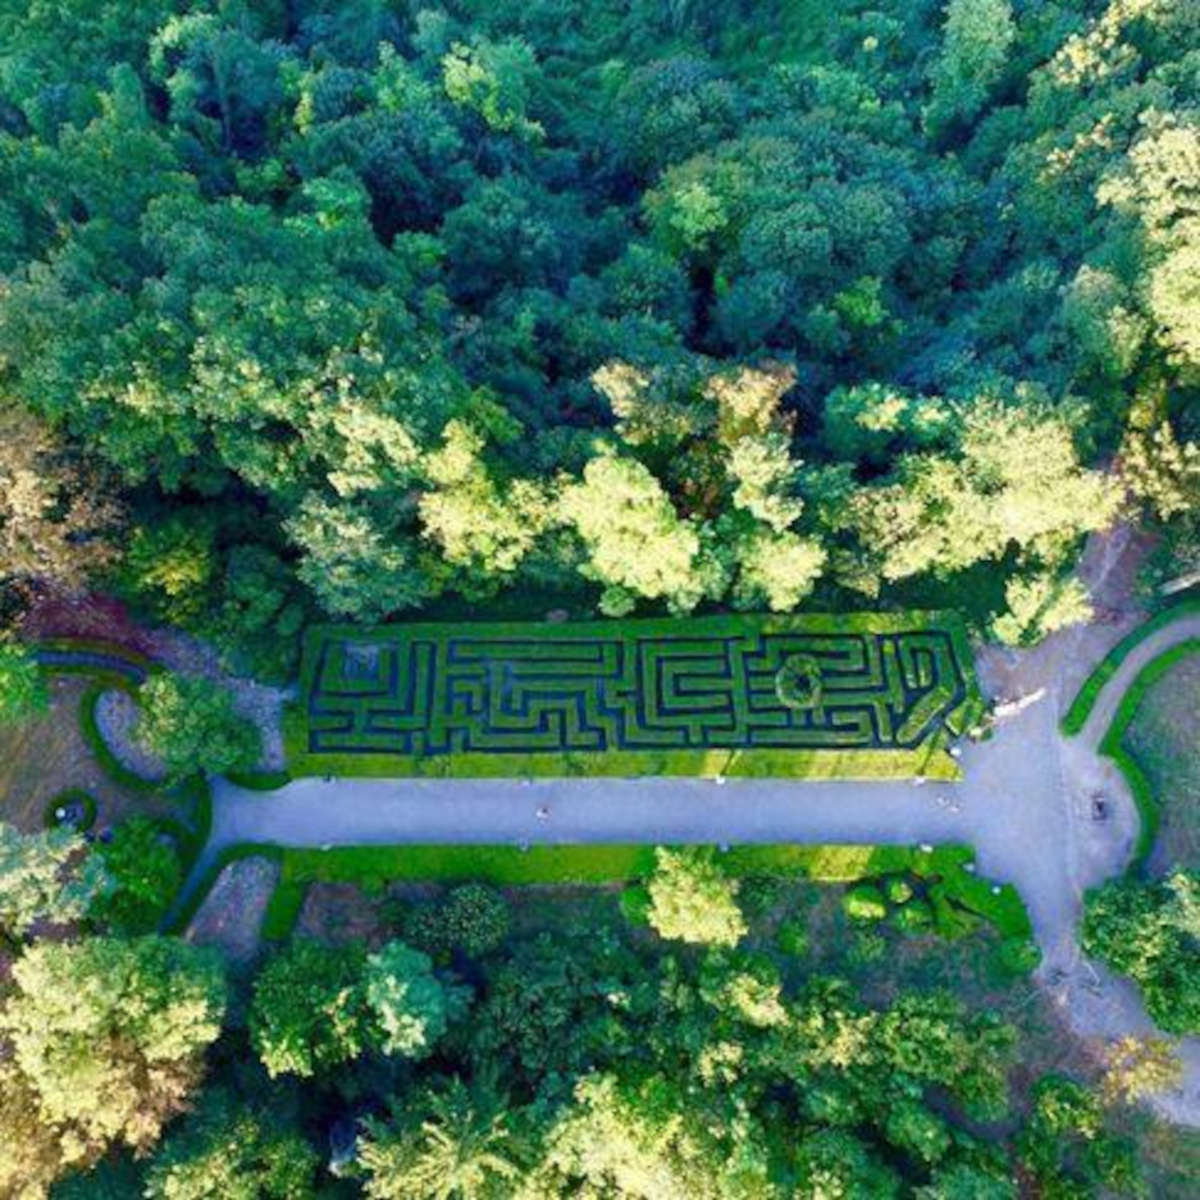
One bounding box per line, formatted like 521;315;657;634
0;675;180;835
1096;639;1200;870
1115;645;1200;871
1060;600;1200;735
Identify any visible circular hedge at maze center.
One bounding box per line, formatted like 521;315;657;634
775;655;824;711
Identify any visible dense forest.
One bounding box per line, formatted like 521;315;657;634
3;833;1192;1199
0;0;1198;678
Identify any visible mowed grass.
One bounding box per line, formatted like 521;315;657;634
0;676;178;833
1121;651;1200;870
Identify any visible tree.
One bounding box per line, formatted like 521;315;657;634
991;571;1094;646
357;1075;525;1200
646;847;747;947
1018;1074;1142;1197
0;641;48;726
559;454;716;614
1082;871;1200;1034
286;495;435;621
441;37;543;139
1098;113;1200;371
839;399;1122;591
135;672;260;782
0;403;122;617
404;883;511;959
363;940;469;1059
730;528;825;612
531;1072;740;1200
821;384;952;467
925;0;1016;135
249;939;370;1079
418;420;552;591
1100;1036;1183;1106
0;1060;66;1200
1121;417;1200;521
0;936;225;1175
89;816;184;935
0;822;109;939
143;1088;319;1200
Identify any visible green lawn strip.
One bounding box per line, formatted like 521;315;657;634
1097;638;1200;870
260;878;308;940
283;723;961;782
289;611;979;781
273;841;1030;940
1060;601;1200;735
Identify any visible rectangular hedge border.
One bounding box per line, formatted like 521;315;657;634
288;611;982;781
1060;600;1200;735
1097;638;1200;871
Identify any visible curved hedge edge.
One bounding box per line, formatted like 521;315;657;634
35;636;157;670
161;842;283;936
43;788;97;832
1096;637;1200;872
1061;600;1200;736
78;683;161;793
226;768;293;791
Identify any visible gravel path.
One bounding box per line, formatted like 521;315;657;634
142;626;291;770
177;602;1200;1124
183;855;280;967
93;689;167;782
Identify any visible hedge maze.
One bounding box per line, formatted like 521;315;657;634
288;614;980;779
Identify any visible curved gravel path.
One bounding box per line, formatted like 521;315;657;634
181;609;1200;1123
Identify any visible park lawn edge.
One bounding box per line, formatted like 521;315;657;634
171;841;1031;944
287;610;980;781
1097;637;1200;871
1060;600;1200;735
31;638;214;918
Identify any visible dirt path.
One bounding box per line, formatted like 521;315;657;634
176;592;1200;1124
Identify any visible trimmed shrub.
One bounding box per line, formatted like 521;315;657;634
43;789;96;833
843;885;888;922
776;914;809;957
891;899;934;933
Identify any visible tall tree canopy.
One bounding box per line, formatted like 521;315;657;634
0;0;1194;657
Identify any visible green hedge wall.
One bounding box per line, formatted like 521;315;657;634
289;612;981;781
1060;601;1200;735
1097;638;1200;870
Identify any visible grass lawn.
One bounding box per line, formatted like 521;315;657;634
0;676;184;835
1121;649;1200;871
